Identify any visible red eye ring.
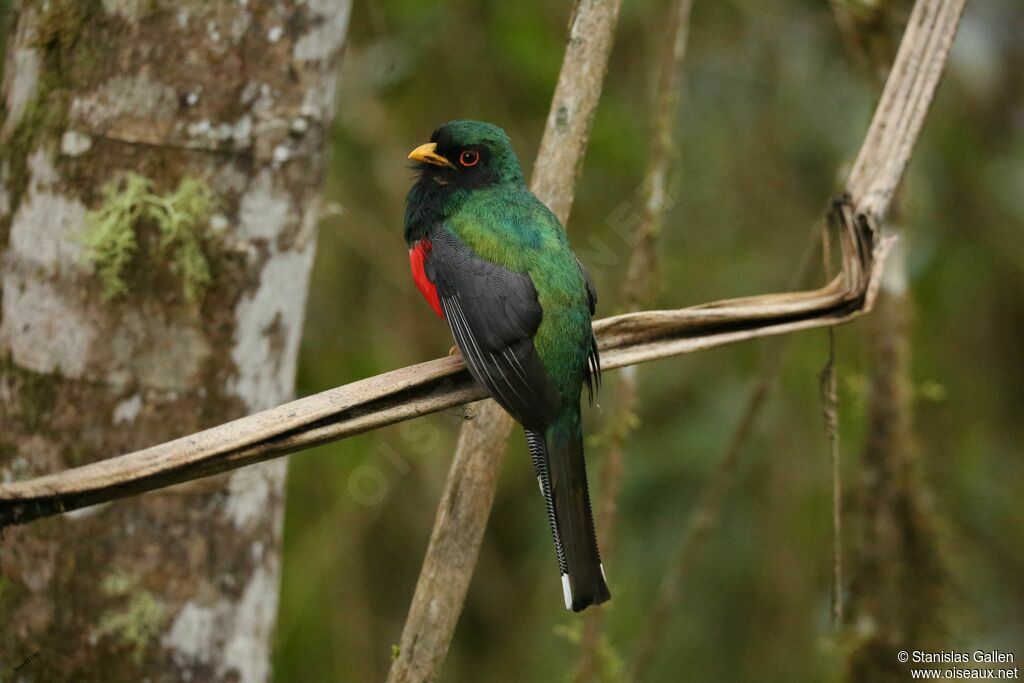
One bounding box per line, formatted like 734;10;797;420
459;150;480;167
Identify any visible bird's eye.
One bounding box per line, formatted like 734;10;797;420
459;150;480;167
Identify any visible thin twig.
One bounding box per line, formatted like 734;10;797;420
578;1;694;680
385;1;624;681
822;192;845;628
821;326;844;626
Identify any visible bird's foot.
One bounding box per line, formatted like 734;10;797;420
448;345;461;357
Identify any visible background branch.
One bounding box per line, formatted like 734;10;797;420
385;1;624;680
577;1;694;680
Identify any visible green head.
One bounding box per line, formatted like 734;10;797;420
404;120;527;244
407;120;525;189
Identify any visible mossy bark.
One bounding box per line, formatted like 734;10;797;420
0;1;351;680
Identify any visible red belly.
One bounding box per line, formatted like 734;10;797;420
409;238;443;319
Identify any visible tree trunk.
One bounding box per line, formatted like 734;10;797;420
0;1;350;681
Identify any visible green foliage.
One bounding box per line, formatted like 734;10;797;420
81;173;218;304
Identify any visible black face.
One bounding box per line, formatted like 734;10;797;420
418;128;500;190
406;121;525;244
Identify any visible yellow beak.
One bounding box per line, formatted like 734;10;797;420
408;142;454;169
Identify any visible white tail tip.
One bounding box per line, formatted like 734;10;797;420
600;563;607;582
561;574;572;610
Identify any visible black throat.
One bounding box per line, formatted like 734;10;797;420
404;172;456;245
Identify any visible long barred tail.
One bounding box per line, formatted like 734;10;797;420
525;423;610;612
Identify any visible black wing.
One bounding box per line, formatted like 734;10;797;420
574;256;601;404
427;228;562;429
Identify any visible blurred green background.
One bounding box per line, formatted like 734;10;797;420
3;0;1022;681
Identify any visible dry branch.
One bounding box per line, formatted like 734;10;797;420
0;209;883;529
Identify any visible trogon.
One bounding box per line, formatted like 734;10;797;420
404;120;610;611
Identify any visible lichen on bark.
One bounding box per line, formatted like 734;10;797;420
80;172;219;303
97;571;169;665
